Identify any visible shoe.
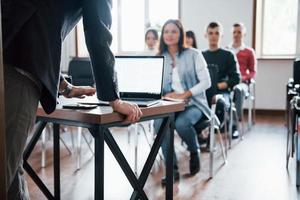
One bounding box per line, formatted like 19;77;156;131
232;130;239;139
190;152;200;175
161;168;180;186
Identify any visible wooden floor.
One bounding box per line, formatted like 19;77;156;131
25;114;300;200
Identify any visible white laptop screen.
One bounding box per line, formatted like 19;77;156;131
114;56;164;99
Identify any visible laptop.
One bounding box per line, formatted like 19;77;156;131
114;55;165;107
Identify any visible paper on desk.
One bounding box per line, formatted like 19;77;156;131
162;96;185;103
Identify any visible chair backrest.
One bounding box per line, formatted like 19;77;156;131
293;58;300;85
68;57;95;86
206;65;219;107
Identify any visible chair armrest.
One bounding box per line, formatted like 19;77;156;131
211;94;224;105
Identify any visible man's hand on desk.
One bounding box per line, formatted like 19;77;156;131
109;99;143;124
59;80;96;98
67;85;96;98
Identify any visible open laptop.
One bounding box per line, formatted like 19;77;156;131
114;55;164;107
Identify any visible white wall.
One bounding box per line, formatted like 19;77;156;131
255;59;293;110
181;0;253;50
181;0;293;110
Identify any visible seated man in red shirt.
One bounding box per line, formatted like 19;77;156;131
228;23;257;83
227;23;257;136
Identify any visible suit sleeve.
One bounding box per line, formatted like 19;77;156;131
82;0;119;101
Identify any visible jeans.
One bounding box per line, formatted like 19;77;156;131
154;105;203;167
234;83;247;120
5;65;41;200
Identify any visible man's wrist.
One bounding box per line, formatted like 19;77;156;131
60;81;73;96
109;99;121;108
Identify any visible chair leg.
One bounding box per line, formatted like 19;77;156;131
248;83;256;128
41;124;53;168
41;129;47;168
82;131;94;155
233;108;244;141
76;127;82;170
127;126;131;144
70;128;75;151
286;104;293;169
209;118;215;178
216;128;227;164
59;135;72;155
228;105;233;149
248;98;252;130
221;112;229;156
252;83;256;125
139;122;163;173
138;123;152;148
241;114;245;140
133;124;139;176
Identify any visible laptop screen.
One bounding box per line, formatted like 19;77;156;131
114;56;164;99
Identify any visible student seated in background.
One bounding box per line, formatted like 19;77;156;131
227;22;257;107
186;30;198;49
227;23;256;84
228;23;257;86
143;28;159;55
154;19;211;185
202;22;241;138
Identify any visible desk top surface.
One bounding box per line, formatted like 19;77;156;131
37;96;185;125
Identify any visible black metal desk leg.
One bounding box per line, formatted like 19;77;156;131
94;126;104;200
130;117;170;200
166;114;174;199
53;124;61;200
23;121;54;199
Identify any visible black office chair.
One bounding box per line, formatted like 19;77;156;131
286;58;300;186
68;57;95;86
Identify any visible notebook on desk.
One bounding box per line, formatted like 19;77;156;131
114;55;165;107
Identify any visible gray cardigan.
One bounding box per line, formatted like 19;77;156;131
162;48;212;119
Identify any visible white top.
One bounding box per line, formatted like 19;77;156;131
227;42;246;54
171;67;185;93
141;47;157;56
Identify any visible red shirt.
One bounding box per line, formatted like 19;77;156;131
228;44;257;82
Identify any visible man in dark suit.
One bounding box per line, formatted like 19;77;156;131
2;0;142;198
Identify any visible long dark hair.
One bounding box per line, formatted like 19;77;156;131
145;29;159;41
158;19;186;55
186;30;198;49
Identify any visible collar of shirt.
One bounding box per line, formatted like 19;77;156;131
227;42;246;54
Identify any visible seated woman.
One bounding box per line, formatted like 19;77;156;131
155;19;211;185
185;30;198;49
143;28;159;55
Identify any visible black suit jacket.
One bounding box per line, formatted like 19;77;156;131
2;0;119;114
